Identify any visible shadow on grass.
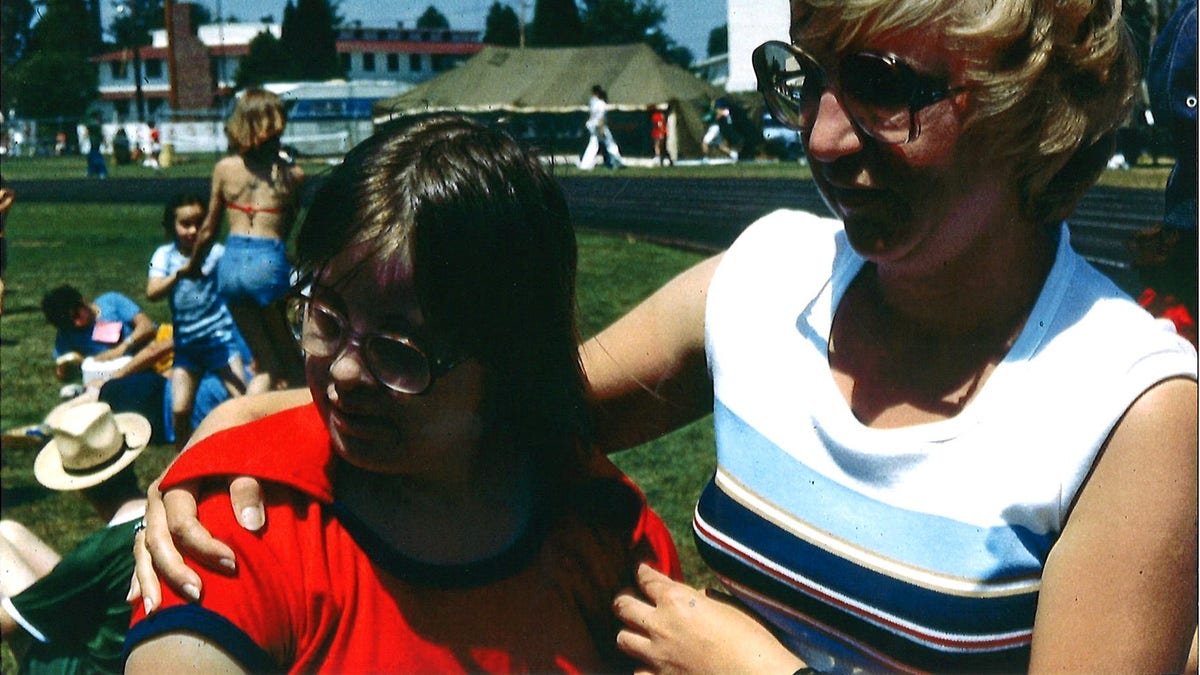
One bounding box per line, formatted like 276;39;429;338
1;485;51;509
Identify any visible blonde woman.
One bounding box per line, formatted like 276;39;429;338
192;89;305;389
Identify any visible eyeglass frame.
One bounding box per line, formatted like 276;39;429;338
286;293;467;396
752;40;968;145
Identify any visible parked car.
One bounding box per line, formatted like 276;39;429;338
761;113;805;162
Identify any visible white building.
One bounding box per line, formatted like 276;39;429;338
726;0;789;92
90;4;482;124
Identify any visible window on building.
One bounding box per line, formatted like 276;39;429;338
340;53;351;72
115;100;130;118
387;53;399;72
421;31;431;41
354;29;364;39
410;53;422;71
110;61;127;79
144;59;163;78
377;30;387;40
363;53;376;71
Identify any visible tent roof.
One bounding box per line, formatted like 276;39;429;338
373;43;725;122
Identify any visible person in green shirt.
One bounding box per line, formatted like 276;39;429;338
1;403;150;674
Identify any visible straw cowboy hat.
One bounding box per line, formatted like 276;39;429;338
34;402;151;491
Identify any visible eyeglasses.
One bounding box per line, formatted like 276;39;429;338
286;295;465;395
752;40;966;145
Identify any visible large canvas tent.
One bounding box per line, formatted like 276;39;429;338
371;44;727;158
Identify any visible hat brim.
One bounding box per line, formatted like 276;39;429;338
34;412;152;491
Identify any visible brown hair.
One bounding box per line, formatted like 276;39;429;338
295;115;589;492
790;0;1138;224
225;88;288;154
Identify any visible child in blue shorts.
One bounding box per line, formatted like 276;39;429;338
148;194;255;450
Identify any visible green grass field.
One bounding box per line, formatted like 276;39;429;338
0;195;716;672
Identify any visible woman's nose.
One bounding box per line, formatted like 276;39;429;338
805;90;865;162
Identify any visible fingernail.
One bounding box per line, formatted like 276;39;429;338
182;583;201;601
143;597;156;615
240;506;264;531
126;586;136;602
219;557;236;572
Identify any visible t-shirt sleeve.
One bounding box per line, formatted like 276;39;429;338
124;489;305;672
148;245;172;278
8;525;134;646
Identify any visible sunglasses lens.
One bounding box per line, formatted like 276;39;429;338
368;336;431;394
756;42;822;129
841;54;914;143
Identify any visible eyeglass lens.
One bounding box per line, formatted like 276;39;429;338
288;298;434;394
755;41;916;144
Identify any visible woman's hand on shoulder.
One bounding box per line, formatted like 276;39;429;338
129;389;313;610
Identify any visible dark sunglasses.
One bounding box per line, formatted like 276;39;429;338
752;40;966;145
285;295;465;396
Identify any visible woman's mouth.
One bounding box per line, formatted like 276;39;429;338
328;406;393;439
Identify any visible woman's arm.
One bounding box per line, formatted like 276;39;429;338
581;254;719;454
1030;377;1198;672
126;633;246;674
190;162;228;268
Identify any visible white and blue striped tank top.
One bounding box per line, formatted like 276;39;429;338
696;210;1196;673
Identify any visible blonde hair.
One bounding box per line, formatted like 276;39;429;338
791;0;1137;224
225;88;288;154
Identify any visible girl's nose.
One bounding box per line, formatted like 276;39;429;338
328;341;374;390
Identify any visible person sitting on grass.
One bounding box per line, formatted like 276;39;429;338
41;284;156;384
148;193;266;450
0;403;151;675
21;324;257;449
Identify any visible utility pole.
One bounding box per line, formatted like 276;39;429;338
519;0;527;48
115;0;147;122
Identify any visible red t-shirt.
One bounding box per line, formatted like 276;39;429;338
650;111;667;140
126;404;681;673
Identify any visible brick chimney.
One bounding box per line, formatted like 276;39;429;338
168;2;215;110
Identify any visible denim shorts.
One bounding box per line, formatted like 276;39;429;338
218;235;292;307
173;333;239;374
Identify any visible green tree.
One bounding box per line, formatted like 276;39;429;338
706;23;727;57
645;29;692;67
1;0;36;65
484;2;521;45
529;0;584;46
578;0;664;44
7;0;99;118
0;0;36;112
417;5;450;29
109;0;159;51
235;30;293;88
280;0;342;81
578;0;690;66
7;50;98;118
